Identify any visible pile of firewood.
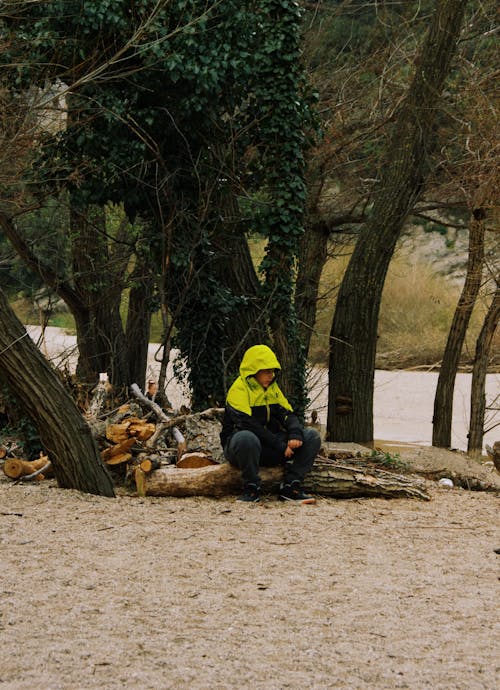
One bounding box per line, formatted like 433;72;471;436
85;381;224;493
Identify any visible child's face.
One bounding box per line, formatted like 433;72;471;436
255;369;275;389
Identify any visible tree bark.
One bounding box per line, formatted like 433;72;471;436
0;288;115;496
212;207;267;386
296;215;365;359
327;0;468;443
0;204;136;389
432;217;485;447
69;202;130;386
139;459;429;501
125;258;155;391
295;221;330;355
468;285;500;452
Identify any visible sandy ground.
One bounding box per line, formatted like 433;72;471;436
2;327;496;688
1;467;499;690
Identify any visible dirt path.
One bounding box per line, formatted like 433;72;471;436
1;476;498;690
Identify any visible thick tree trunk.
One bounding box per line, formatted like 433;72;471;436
212;212;267;385
327;0;468;443
139;459;429;501
432;218;485;447
468;286;500;452
0;289;115;496
295;214;365;359
69;203;130;386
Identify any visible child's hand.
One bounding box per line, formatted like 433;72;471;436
284;440;302;458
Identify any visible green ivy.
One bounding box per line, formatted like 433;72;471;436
2;1;315;410
247;0;313;414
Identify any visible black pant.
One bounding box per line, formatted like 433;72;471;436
225;428;321;487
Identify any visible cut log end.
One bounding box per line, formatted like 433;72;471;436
3;455;52;480
176;452;217;469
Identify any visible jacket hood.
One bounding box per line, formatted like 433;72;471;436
239;345;281;379
227;344;291;414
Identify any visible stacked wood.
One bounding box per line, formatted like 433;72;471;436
101;438;136;466
100;415;156;468
130;383;187;455
105;417;155;444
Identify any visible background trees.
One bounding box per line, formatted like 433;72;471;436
1;0;314;407
326;0;469;442
0;0;498;494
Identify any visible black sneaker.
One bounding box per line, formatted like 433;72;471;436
279;481;316;504
238;483;261;502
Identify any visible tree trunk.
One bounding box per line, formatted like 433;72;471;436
125;259;155;391
296;213;366;359
327;0;468;443
0;288;115;496
295;221;330;355
0;205;133;389
468;285;500;452
139;459;429;501
70;202;130;387
432;218;485;447
212;209;267;387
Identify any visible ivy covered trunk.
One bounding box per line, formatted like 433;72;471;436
327;0;468;443
0;288;115;497
211;199;268;384
255;0;311;415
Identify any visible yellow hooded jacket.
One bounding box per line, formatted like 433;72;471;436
220;345;303;454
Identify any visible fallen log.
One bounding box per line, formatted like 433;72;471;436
3;455;53;480
139;458;430;500
15;461;53;482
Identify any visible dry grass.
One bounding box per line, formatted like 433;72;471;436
10;239;498;372
308;249;497;370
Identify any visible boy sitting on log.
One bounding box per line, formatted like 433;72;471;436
220;344;321;502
